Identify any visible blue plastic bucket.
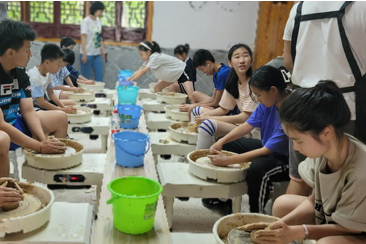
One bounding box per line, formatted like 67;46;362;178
117;86;140;104
112;132;150;167
119;81;134;86
119;70;134;77
117;104;143;129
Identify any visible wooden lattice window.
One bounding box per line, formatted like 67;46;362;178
7;1;150;43
8;1;22;21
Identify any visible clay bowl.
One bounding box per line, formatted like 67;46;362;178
187;149;249;183
23;138;84;170
0;183;55;237
156;92;187;104
165;105;189;122
168;122;199;145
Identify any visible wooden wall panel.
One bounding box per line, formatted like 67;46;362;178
253;1;294;70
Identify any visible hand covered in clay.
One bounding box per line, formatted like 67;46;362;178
0;186;24;207
208;149;231;167
255;220;297;244
40;137;66;154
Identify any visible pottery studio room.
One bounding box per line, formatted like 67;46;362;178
0;0;365;244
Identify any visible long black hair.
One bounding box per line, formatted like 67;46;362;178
249;65;289;101
138;41;161;54
174;44;190;55
280;80;350;141
225;44;253;99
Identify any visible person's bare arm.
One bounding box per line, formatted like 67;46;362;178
208;111;251;124
0;108;42;152
127;66;149;81
19;98;46;142
284;41;293;71
81;34;87;57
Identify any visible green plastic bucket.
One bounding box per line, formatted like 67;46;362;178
106;176;163;234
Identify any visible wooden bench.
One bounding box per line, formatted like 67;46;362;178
91;100;172;244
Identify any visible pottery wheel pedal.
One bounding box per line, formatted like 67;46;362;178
77;97;113;116
68;116;110;153
22;153;106;211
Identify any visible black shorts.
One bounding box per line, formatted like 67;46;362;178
177;65;194;84
179;82;195;95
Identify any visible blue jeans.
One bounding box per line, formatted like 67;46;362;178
80;54;104;81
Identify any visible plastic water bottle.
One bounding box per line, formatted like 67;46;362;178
111;106;120;135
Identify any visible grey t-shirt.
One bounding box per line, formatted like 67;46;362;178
143;53;186;82
299;135;366;231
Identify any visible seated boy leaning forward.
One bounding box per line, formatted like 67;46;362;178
0;19;67;154
60;36;95;86
27;44;77;114
51;50;85;103
179;49;230;112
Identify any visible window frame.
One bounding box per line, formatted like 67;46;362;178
16;1;153;46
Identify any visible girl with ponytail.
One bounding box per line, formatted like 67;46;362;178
254;81;366;244
204;65;291;214
168;44;197;93
194;44;258;150
128;41;196;103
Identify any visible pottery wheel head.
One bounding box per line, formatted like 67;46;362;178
0;193;42;220
227;228;252;244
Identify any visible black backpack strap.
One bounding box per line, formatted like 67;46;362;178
291;1;304;64
337;1;362;81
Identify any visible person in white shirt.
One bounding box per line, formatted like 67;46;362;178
128;41;196;103
80;1;105;82
282;1;366;197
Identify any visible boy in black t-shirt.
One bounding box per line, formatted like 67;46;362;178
0;20;67;154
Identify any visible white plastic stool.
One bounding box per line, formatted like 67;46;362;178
9;150;19;181
157;163;247;229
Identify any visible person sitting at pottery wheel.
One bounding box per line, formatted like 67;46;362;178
28;44;77;113
254;81;366;244
127;41;197;103
179;49;230;113
60;37;95;86
166;44;197;94
193;44;259;150
0;19;67;154
206;65;291;215
51;49;85;102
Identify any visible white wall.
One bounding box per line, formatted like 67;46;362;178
152;1;259;51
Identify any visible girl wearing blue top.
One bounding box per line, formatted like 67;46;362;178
128;41;196;103
207;65;290;214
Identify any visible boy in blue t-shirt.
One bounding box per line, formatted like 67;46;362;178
179;49;230;112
